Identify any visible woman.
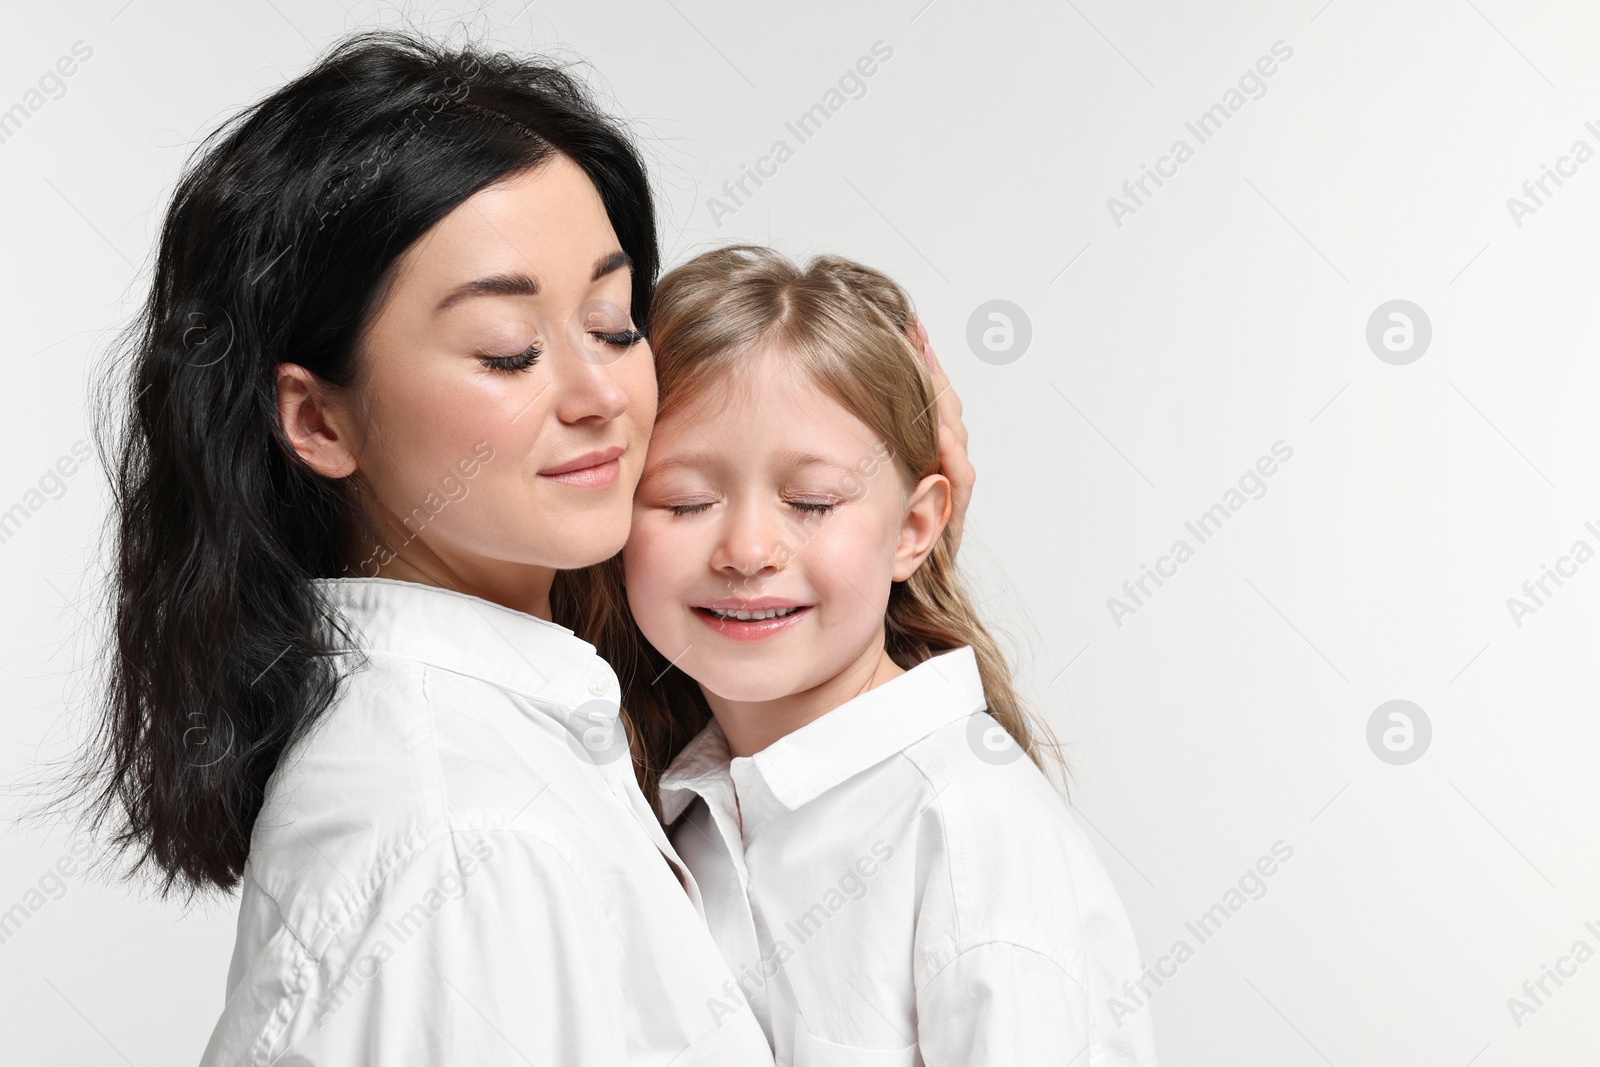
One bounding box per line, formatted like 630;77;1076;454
81;29;974;1065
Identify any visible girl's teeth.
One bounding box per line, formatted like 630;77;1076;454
711;606;800;621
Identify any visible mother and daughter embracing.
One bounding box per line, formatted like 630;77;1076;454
82;28;1159;1067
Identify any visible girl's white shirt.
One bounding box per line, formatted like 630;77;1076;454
201;577;776;1067
659;646;1159;1067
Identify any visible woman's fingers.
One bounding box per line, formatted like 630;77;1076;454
916;322;964;428
911;320;975;558
939;421;975;558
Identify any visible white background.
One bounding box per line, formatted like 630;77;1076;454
2;0;1597;1063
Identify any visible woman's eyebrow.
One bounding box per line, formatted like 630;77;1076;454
433;251;629;315
434;271;539;314
592;249;631;281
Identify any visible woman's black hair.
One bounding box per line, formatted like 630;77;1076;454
79;29;658;894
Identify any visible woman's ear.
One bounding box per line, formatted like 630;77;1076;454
276;363;360;478
893;473;953;581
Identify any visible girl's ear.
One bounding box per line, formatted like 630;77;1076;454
277;363;361;478
893;473;952;581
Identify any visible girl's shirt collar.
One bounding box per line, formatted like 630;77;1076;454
659;645;984;824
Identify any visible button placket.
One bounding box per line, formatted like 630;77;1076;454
728;760;780;847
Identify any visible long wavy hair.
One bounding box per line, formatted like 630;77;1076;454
580;246;1067;817
77;29;659;895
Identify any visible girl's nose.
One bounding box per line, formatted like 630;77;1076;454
712;501;789;578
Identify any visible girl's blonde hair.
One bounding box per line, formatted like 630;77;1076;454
562;245;1065;818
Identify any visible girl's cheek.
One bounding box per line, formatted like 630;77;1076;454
622;519;655;563
808;512;900;578
808;510;872;560
627;505;652;540
627;518;682;582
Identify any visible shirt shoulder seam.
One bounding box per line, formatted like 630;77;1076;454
901;754;964;948
335;646;580;708
920;937;1085;993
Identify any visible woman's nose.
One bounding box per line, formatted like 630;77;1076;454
550;330;630;424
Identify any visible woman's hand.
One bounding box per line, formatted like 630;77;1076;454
912;321;975;558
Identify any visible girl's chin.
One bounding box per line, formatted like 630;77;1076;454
694;674;799;707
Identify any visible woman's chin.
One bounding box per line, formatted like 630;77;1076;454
543;522;632;571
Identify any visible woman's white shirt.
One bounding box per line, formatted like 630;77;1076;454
201;577;776;1066
659;646;1159;1067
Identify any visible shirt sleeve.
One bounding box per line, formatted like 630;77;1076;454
273;827;630;1066
915;940;1092;1067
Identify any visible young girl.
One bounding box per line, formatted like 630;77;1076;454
599;246;1159;1066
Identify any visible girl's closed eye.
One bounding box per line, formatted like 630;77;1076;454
663;496;837;516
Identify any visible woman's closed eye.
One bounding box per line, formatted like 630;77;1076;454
579;298;646;352
478;343;542;372
592;327;645;348
477;320;642;373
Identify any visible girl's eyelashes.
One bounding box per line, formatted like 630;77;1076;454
478;344;542;373
660;497;840;516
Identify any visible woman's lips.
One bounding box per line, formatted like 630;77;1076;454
542;459;619;488
692;605;812;642
539;445;623;488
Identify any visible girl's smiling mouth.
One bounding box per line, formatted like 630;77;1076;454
692;598;813;640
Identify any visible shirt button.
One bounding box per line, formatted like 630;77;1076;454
589;675;609;696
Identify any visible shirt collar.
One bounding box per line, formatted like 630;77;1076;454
659;646;986;822
310;577;616;714
658;716;736;824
